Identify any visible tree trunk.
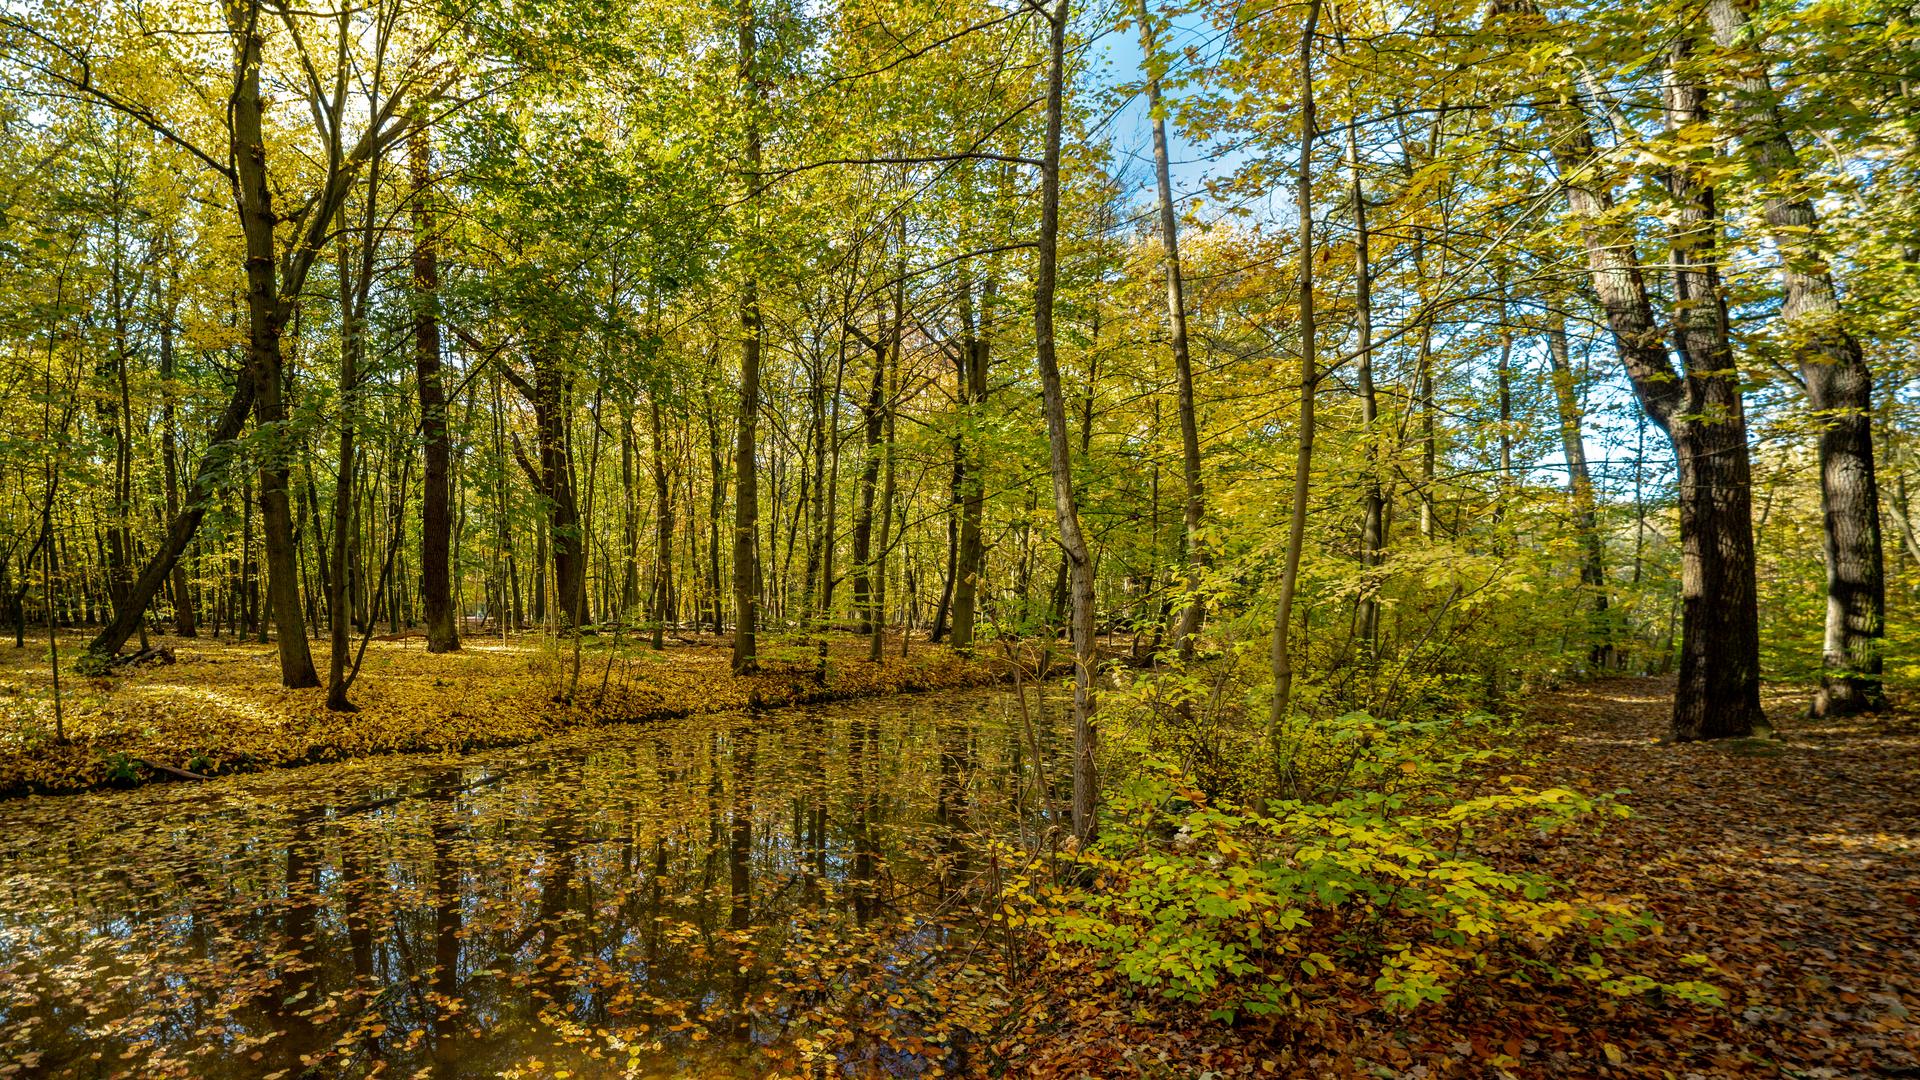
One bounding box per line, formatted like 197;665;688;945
158;285;197;637
949;272;992;654
326;205;367;712
1347;121;1382;658
704;378;727;635
650;391;675;651
1270;0;1321;728
731;0;763;674
1545;312;1613;668
1137;0;1208;660
851;324;886;635
1503;0;1764;737
1705;0;1885;715
869;273;902;662
229;17;317;687
1032;0;1097;844
412;127;458;653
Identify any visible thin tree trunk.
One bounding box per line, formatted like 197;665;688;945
650;390;675;651
949;271;992;654
1347;119;1382;658
1031;0;1097;844
1270;0;1322;728
731;0;763;674
869;279;901;662
1137;0;1208;659
326;200;370;711
158;281;197;637
1546;312;1613;667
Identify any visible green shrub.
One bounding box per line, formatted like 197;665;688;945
1017;711;1721;1020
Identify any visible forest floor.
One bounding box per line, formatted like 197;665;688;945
0;628;1006;797
1009;677;1920;1078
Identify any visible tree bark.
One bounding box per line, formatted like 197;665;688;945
157;283;197;637
949;272;993;654
230;16;318;686
1705;0;1886;715
851;322;886;635
1136;0;1208;660
1346;119;1382;658
326;203;369;711
1545;312;1613;668
649;391;675;651
412;127;458;653
732;0;763;674
1503;0;1764;738
1270;0;1321;728
1031;0;1097;844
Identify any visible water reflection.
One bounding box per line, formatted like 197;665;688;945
0;689;1022;1077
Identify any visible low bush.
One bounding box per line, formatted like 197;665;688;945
1016;710;1721;1020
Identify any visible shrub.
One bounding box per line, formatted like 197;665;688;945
1018;711;1720;1020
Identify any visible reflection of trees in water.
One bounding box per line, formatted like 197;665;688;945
0;690;1014;1076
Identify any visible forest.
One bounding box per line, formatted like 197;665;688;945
0;0;1916;1072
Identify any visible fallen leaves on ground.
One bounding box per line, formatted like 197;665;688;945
995;677;1920;1078
0;630;1002;796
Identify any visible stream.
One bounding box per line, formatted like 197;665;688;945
0;688;1051;1078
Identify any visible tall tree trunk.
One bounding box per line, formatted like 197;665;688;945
1546;312;1613;667
1501;0;1764;737
326;204;368;712
731;0;763;674
851;325;886;635
158;283;197;637
1347;119;1382;658
1661;38;1766;738
704;377;727;635
949;271;992;654
650;391;675;651
1137;0;1208;659
1270;0;1321;727
412;126;458;653
869;274;902;662
229;15;317;687
1706;0;1886;715
1032;0;1097;844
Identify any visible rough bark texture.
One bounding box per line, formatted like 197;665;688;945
412;128;458;653
228;17;317;687
1706;0;1885;715
1502;0;1764;738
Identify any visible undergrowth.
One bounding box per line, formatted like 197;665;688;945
1008;689;1724;1023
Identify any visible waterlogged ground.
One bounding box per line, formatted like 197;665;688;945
0;688;1049;1078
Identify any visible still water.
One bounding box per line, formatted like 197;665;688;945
0;689;1048;1078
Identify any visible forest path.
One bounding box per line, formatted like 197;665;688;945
1525;676;1920;1076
